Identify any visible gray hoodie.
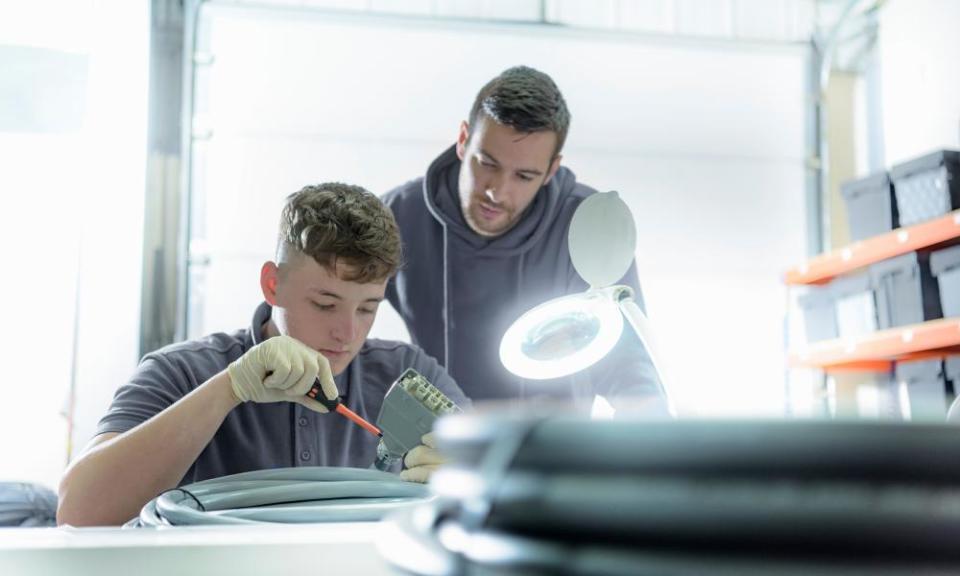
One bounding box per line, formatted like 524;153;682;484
383;145;665;411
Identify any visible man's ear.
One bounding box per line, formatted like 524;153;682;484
543;154;562;186
455;120;470;161
260;261;279;306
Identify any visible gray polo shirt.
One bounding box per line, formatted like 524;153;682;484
97;302;470;486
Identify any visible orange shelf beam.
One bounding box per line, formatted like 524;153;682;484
785;210;960;286
788;318;960;371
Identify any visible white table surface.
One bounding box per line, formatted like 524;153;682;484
0;522;397;575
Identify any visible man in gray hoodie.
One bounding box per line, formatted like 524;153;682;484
382;66;667;413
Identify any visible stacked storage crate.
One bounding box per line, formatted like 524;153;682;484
890;150;960;227
887;150;960;344
798;171;892;346
841;171;898;242
894;359;954;421
931;245;960;319
949;357;960;420
798;149;960;421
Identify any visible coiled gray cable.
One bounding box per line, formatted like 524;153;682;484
132;467;429;527
0;482;58;527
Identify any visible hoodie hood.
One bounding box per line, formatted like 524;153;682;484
423;145;575;257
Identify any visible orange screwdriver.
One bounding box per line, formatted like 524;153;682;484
306;379;382;438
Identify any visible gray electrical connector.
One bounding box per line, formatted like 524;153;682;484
373;368;461;471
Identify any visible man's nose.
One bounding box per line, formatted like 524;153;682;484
485;176;510;204
331;312;357;343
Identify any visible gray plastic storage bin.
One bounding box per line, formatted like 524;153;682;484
894;359;948;421
890;149;960;226
870;251;942;329
947;357;960;394
831;273;877;339
799;285;837;343
840;172;898;241
930;244;960;318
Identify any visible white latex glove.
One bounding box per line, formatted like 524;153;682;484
400;433;445;483
227;335;338;413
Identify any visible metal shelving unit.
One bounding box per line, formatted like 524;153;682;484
786;210;960;372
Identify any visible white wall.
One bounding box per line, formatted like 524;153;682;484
188;4;807;417
245;0;816;42
877;0;960;166
0;0;149;486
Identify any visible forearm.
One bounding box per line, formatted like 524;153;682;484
57;370;241;526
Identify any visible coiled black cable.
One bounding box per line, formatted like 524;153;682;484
380;414;960;575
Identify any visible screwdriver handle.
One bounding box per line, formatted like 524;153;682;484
306;379;340;411
306;378;383;437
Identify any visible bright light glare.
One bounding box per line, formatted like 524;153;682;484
590;395;616;420
0;0;148;488
499;291;623;380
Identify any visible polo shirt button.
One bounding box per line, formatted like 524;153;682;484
299;450;311;461
298;417;308;427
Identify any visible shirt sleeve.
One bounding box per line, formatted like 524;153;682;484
95;354;193;437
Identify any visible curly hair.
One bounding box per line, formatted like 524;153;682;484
468;65;571;158
278;182;401;283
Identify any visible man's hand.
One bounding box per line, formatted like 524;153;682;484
227;335;338;413
400;433;445;483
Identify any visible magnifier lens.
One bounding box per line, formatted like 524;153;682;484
521;312;601;361
500;290;623;380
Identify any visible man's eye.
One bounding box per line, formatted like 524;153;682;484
359;304;380;315
312;302;334;311
517;173;534;182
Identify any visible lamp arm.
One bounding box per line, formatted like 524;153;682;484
617;296;676;416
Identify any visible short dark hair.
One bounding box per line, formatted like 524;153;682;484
278;182;401;283
468;65;571;157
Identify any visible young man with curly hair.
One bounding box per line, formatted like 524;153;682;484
58;182;468;526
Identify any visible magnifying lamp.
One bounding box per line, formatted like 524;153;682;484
498;191;674;413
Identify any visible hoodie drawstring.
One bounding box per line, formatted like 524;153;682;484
516;253;525;403
442;221;450;369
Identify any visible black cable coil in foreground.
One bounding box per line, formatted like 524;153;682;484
379;413;960;575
